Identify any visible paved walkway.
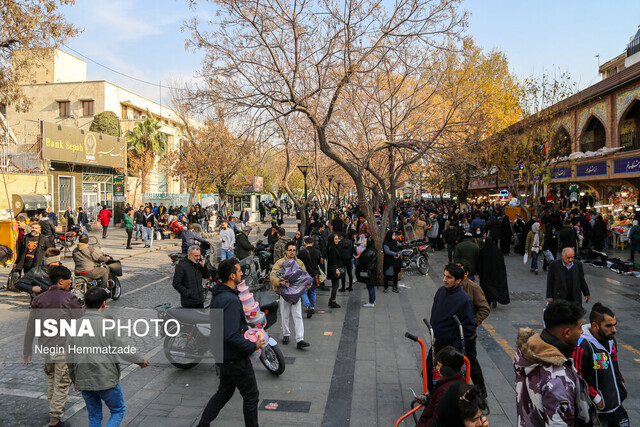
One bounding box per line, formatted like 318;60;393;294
2;217;639;426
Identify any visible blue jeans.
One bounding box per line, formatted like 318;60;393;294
530;250;539;271
301;282;316;309
366;283;376;304
135;223;143;239
142;226;153;247
220;248;234;260
82;384;126;427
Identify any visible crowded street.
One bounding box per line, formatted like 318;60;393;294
1;214;639;426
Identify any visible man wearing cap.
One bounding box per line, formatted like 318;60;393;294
235;225;255;260
72;234;111;286
16;248;62;296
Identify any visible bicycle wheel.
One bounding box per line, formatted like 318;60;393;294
202;286;213;309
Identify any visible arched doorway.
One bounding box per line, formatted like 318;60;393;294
580;116;606;152
619;99;640;151
549;126;572;158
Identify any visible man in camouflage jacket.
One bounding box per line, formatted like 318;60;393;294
514;300;596;426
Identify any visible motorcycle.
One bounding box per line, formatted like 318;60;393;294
71;258;123;303
55;224;82;249
399;242;431;274
155;287;285;376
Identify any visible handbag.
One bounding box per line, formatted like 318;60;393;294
543;250;554;262
6;270;20;291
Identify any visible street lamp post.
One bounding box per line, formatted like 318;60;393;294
336;181;341;207
297;165;311;202
327;174;334;206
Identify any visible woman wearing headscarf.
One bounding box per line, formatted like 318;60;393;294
591;215;607;252
627;220;640;262
326;233;342;308
383;230;402;293
356;237;377;307
477;238;509;308
525;222;544;274
499;216;512;255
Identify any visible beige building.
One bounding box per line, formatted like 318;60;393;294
3;48;195;220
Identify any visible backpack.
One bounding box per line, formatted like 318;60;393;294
0;245;13;266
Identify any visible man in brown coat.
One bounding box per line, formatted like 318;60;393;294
457;259;490;397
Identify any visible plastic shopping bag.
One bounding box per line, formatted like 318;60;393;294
523;253;528;264
276;259;313;304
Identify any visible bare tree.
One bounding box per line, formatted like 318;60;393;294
185;0;468;273
1;0;79;111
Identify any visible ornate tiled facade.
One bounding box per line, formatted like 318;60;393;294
577;101;607;135
552;115;573;136
616;83;640;121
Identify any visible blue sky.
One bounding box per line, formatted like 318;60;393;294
60;0;640;105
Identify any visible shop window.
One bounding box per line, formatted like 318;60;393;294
580;117;606;152
82;100;94;117
619;101;640;151
58;176;74;211
58;101;70;118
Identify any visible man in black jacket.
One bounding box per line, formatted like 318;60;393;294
546;247;590;307
14;222;54;274
133;205;145;241
15;248;61;295
172;245;210;308
573;303;628;426
181;224;209;254
197;258;262;427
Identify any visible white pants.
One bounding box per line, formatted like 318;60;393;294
279;298;304;342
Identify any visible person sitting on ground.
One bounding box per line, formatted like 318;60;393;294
416;346;466;427
15;248;62;296
72;234;110;286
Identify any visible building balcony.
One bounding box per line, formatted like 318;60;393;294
580;139;606;153
628;37;640;57
620;131;640;151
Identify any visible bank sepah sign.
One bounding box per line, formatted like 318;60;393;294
42;122;125;169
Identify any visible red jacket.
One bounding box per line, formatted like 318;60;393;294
98;209;112;226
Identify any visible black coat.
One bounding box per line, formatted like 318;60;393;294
356;247;378;286
383;238;401;276
326;244;341;279
477;239;509;305
172;259;209;307
15;233;54;271
546;260;590;305
210;283;256;362
15;263;52;293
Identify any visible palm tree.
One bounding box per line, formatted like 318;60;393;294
126;115;168;194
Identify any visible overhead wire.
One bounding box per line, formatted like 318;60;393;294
61;44;192;92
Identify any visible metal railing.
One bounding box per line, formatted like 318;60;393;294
580;139;606;153
628;37;640;57
620;131;640;151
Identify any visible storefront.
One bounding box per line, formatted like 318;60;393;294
42;122;126;222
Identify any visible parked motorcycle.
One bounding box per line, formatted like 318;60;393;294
399;242;431;274
55;224;81;249
155;287;285;375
